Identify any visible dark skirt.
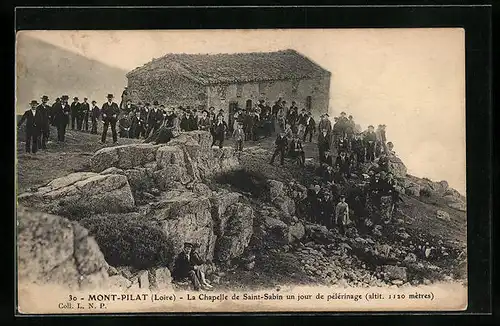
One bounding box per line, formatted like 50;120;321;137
144;125;175;144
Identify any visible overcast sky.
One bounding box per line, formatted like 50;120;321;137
19;29;466;194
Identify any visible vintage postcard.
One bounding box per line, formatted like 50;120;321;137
15;29;467;313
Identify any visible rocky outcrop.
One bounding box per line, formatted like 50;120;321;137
17;205;109;290
90;131;240;187
18;172;135;219
210;190;242;236
214;203;254;262
149;191;216;262
91;143;161;173
387;156;407;179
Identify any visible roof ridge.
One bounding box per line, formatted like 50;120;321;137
126;49;330;83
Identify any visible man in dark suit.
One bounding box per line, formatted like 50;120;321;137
70;97;80;130
100;94;120;143
80;97;90;132
53;95;71;142
302;112;316;142
18;100;44;153
90;100;100;134
364;125;377;162
172;242;213;291
335;150;351;181
36;95;51;149
211;114;227;148
145;101;163;138
318;128;331;164
50;97;60;126
270;131;288;166
289;134;306;166
122;98;136;117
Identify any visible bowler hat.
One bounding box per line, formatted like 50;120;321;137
61;95;69;100
41;95;49;101
107;94;114;99
73;97;79;100
368;125;374;128
340;111;346;115
30;100;38;106
153;100;159;105
84;97;88;100
184;242;199;248
91;100;97;104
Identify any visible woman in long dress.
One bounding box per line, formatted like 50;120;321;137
144;107;179;144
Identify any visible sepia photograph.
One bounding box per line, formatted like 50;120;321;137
15;28;467;313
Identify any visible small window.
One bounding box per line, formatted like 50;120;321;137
246;99;252;110
236;84;243;98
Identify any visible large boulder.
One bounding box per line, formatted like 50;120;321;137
210;190;241;236
18;172;135;219
267;180;285;201
447;201;466;212
261;217;290;245
404;180;421;197
387;156;407;179
17;206;109;290
214;203;254;262
288;222;305;242
91;143;161;173
149;191;216;262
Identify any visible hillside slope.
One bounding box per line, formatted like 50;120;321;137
16;34;127;112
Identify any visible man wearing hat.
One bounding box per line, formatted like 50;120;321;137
364;125;377;162
145;100;163;138
335;195;350;235
302;111;316;143
70;97;80;130
172;242;213;291
50;97;60;126
18;100;44;153
100;94;120;143
53;95;71;142
317;112;332;137
317;127;331;164
36;95;51;149
79;97;90;132
198;109;211;131
90;100;100;134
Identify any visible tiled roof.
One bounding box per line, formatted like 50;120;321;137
126;49;330;85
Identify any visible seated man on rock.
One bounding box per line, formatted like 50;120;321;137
172;242;213;291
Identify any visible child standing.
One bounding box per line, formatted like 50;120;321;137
232;122;245;152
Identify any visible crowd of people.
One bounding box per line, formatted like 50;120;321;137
295;110;403;234
18;91;407;292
